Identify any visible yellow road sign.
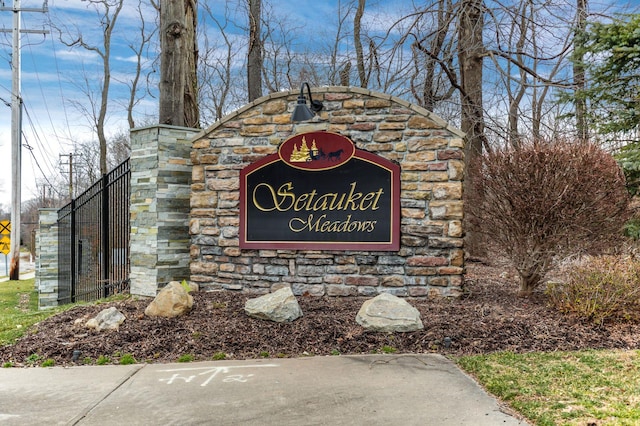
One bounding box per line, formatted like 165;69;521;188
0;220;9;235
0;235;9;255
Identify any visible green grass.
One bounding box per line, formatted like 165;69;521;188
212;352;226;360
381;345;397;354
41;359;55;367
119;354;136;365
0;278;85;346
96;355;111;365
177;353;194;363
456;350;640;425
1;277;130;348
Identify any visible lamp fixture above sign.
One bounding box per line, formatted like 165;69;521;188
291;82;324;122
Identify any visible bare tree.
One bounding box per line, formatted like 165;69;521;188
247;0;263;101
54;0;125;175
408;0;457;111
120;0;156;129
325;0;355;86
573;0;588;142
259;4;292;91
354;0;368;87
458;0;487;257
156;0;200;128
198;3;235;124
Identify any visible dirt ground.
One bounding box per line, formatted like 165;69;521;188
1;262;639;367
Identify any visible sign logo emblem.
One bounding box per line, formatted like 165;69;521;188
278;132;355;171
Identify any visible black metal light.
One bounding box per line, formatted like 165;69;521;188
291;82;323;122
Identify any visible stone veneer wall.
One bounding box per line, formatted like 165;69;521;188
191;86;465;298
37;208;59;308
130;125;201;296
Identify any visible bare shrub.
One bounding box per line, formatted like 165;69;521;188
547;256;640;323
467;141;630;296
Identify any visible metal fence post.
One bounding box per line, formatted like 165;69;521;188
70;197;76;303
101;173;109;298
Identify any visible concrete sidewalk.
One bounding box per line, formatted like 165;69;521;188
0;354;527;425
0;271;35;283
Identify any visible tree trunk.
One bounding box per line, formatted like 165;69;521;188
458;0;486;258
573;0;588;142
184;0;199;128
247;0;263;102
518;270;542;297
159;0;199;127
354;0;367;88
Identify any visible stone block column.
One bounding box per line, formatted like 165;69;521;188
129;125;200;296
37;208;59;309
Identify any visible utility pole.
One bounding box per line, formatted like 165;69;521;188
0;0;48;280
59;153;73;199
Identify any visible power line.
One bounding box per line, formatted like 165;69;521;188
44;16;72;142
24;29;70;151
0;0;49;279
22;137;63;198
22;102;59;176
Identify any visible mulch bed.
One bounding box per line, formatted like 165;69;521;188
1;262;639;367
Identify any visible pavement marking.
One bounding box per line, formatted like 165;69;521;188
158;364;279;387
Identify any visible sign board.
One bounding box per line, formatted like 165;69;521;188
0;236;10;255
240;131;400;251
0;220;9;235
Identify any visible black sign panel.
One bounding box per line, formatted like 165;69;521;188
240;132;400;251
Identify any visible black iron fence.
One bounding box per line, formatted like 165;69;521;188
57;159;131;304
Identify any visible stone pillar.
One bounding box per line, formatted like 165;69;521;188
37;208;59;309
129;125;199;296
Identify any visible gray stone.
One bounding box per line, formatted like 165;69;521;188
244;286;303;323
144;281;194;318
356;293;424;332
85;307;126;331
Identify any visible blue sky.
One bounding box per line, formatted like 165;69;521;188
0;0;416;209
0;0;637;210
0;0;161;208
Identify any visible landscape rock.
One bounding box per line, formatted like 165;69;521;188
356;293;424;332
85;307;126;331
144;281;194;318
244;286;303;323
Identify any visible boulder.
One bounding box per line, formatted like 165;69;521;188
244;287;303;323
85;307;126;331
144;281;194;318
356;293;424;332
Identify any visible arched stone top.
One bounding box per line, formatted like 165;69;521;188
195;85;465;140
189;85;466;299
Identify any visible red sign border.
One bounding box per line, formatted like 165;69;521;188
240;144;401;251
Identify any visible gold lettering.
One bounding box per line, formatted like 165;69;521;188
329;193;346;210
253;182;384;213
275;182;295;211
304;189;318;210
360;192;375;210
253;182;296;211
252;183;278;211
370;188;384;210
288;213;376;233
343;182;362;210
294;193;310;211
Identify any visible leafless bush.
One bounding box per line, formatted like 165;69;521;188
547;255;640;323
467;140;630;296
